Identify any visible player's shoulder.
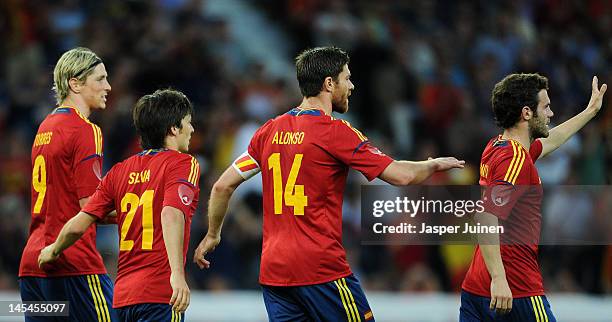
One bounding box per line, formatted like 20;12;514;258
173;151;198;165
330;117;368;142
484;136;520;160
161;150;199;172
53;106;100;128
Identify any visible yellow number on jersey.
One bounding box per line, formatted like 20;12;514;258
267;153;308;216
120;190;154;251
32;155;47;214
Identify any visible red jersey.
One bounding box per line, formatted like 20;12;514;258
82;149;200;308
232;107;393;286
20;106;106;277
462;135;544;298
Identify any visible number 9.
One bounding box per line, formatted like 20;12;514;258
33;155;47;214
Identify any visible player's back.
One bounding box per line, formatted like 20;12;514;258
245;107;392;286
90;149;199;307
20;106;105;277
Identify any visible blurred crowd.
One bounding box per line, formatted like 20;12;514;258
0;0;610;294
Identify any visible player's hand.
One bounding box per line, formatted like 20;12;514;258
38;244;59;268
585;76;607;115
490;277;513;314
169;273;190;313
193;234;221;269
428;157;465;171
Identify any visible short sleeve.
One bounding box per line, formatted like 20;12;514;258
82;171;115;219
481;142;529;219
247;120;273;165
72;123;104;199
327;120;393;181
162;155;200;216
529;139;543;161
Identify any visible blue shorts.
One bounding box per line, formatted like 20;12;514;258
460;290;556;322
262;274;375;322
116;304;184;322
19;274;118;322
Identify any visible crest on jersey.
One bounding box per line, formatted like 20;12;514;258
366;145;385;156
491;184;513;207
178;184;194;206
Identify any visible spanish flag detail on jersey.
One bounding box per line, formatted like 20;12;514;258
232;151;261;179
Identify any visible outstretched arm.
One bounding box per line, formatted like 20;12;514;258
540;76;607;158
379;157;465;186
193;166;245;269
38;212;97;267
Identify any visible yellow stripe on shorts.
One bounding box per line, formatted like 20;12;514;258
334;280;353;322
530;296;541;322
342;278;361;322
537;296;549;322
94;275;111;322
86;275;105;322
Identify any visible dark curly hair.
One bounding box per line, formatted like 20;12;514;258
295;46;349;98
491;73;549;129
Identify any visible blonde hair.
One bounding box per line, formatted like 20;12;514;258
52;47;102;105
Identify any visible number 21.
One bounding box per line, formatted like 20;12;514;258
120;190;154;251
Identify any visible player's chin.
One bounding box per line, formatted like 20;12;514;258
333;103;349;114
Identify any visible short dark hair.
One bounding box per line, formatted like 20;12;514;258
295;46;349;97
133;89;194;149
491;73;549;129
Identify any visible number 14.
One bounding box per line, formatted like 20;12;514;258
267;153;308;216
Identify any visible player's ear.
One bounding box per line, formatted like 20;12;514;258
522;106;532;120
169;125;179;136
68;77;82;94
323;76;334;93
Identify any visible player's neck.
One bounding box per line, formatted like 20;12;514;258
298;96;331;115
61;96;92;118
163;138;179;152
502;127;530;150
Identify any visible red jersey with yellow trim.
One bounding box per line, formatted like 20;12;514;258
233;107;393;286
82;149;200;308
20;106;106;277
462;135;545;298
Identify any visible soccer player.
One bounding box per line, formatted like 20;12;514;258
460;74;607;321
18;47;117;322
38;89;199;322
193;46;464;321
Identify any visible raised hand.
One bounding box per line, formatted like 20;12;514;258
585;76;608;114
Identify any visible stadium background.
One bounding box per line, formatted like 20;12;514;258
0;0;610;321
